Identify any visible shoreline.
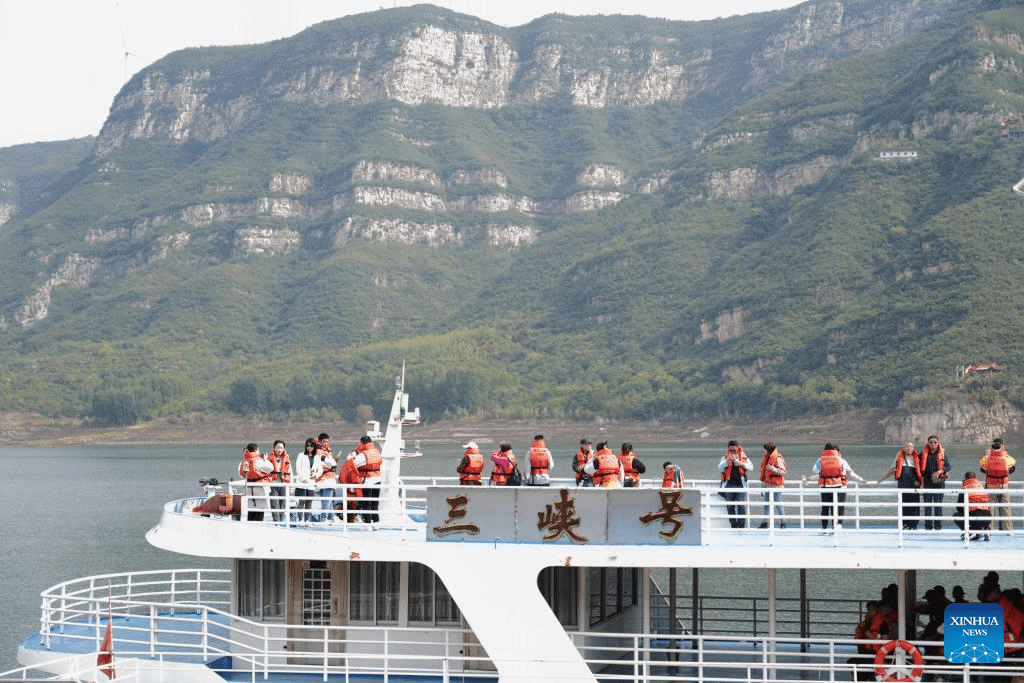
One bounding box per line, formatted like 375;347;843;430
1;409;895;447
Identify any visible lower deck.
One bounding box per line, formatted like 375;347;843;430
9;562;1024;683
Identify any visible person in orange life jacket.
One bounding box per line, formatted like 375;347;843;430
293;437;320;524
313;434;338;523
338;452;363;523
983;583;1024;658
979;438;1016;531
618;443;646;488
718;440;753;528
525;435;553;486
456;441;484;485
583;441;624;488
878;442;923;530
350;435;382;522
239;442;273;521
810;443;864;530
953;470;991;540
847;600;887;680
267;440;292;523
573;439;595;487
919;435;952;530
490;443;517;486
661;462;683;489
758;443;787;529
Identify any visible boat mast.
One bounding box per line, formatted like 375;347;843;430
376;363;420;524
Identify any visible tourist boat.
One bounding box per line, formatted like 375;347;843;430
7;371;1024;682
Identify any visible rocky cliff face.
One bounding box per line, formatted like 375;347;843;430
4;0;981;332
95;0;958;154
884;401;1024;445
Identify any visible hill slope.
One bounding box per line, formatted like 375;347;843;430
1;0;1023;429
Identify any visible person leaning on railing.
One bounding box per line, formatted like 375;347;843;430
238;443;273;522
979;438;1015;531
810;443;864;531
758;442;786;529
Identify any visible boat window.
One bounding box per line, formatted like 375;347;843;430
408;562;461;625
350;561;400;624
302;562;332;626
538;567;578;629
236;559;286;621
376;562;400;623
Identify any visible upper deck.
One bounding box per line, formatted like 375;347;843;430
150;477;1024;573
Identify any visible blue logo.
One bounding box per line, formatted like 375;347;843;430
945;603;1004;663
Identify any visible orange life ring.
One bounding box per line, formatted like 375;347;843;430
874;639;924;682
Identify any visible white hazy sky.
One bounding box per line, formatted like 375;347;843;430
0;0;804;149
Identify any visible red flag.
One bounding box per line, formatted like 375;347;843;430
97;620;115;679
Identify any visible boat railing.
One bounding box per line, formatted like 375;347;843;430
181;477;1024;546
650;593;866;639
15;571;1013;683
37;568;230;649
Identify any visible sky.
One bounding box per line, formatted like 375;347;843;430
0;0;804;149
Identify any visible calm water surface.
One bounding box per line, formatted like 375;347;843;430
0;439;1005;672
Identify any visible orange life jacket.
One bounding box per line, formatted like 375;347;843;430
1000;595;1024;653
270;450;292;483
818;449;844;486
339;457;363;500
858;610;890;652
661;464;683;488
529;441;550;475
619;451;641;484
574;447;593;482
759;450;785;486
459;448;484;482
315;452;336;484
239;451;273;483
982;449;1011;486
893;448;922;481
720;447;750;484
964;477;989;511
355;442;382;480
491;451;515;485
592;448;621;487
922;443;946;477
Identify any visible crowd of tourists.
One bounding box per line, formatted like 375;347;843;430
235;431;1017;532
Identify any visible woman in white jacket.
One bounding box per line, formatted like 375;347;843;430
293;437;322;523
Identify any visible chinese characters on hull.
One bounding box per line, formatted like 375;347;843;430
537;488;588;543
430;488;695;544
639;490;693;541
431;494;481;536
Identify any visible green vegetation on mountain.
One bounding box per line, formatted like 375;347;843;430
1;1;1024;429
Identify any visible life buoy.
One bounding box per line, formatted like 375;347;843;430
874;640;924;682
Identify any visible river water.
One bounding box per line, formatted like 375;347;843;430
0;439;1007;672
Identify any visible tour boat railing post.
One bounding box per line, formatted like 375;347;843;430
799;568;808;652
149;603;157;657
691;568;699;640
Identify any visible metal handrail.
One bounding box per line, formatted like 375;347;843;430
195;476;1024;537
16;567;1021;682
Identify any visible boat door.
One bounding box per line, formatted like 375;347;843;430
287;559;348;667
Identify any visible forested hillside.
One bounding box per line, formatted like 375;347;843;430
0;0;1023;429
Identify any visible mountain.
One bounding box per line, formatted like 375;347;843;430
1;0;1023;430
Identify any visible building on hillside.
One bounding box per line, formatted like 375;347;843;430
957;362;1007;379
878;148;918;161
